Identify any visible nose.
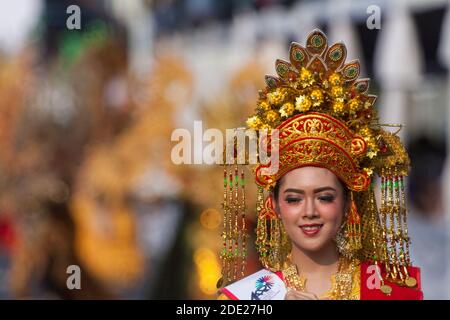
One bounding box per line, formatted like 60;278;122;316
303;197;319;219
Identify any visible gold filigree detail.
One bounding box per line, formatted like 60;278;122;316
282;256;360;300
254;113;369;191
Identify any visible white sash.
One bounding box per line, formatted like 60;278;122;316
220;269;287;300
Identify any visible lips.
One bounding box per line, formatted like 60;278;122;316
299;224;323;236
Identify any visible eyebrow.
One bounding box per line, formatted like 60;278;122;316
283;187;337;194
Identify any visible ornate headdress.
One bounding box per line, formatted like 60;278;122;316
218;29;416;294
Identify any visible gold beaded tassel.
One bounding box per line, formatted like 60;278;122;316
386;172;401;282
268;215;281;270
218;164;247;288
381;169;418;288
399;175;412;266
368;182;392;295
393;171;406;284
397;173;417;288
255;186;268;267
232;166;247;280
380;171;392;284
346;192;362;251
219;165;235;286
225;168;233;282
388;172;404;284
232;166;239;280
239;169;247;278
255;187;287;271
218;166;231;287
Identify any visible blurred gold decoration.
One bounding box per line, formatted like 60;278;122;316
192;58;265;210
184;57;266;296
70;51;194;290
71;150;145;288
200;208;221;230
193;248;222;295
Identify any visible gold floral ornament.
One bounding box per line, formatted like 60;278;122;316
280;102;295;118
251;29;380;192
295;95;311;112
219;29;417;295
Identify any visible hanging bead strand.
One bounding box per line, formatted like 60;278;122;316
226;170;234;281
219;167;229;287
256;186;267;266
387;173;399;282
400;175;411;266
240;169;247;278
399;175;417;287
393;170;408;284
380;171;391;278
233;165;240;281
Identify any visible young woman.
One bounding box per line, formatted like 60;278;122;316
217;29;423;300
271;166;357;300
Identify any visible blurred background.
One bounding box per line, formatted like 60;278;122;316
0;0;449;299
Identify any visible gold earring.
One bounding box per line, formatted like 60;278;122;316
346;191;362;252
335;217;351;257
256;190;290;271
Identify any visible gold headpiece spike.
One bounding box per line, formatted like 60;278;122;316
352;78;370;94
341;60;361;82
264;75;283;89
289;42;310;69
306;29;328;56
325;42;347;71
306;55;327;79
275;59;297;81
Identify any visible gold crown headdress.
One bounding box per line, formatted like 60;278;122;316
218;29;416;293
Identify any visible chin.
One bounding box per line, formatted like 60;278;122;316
293;235;334;253
291;240;321;253
299;242;328;253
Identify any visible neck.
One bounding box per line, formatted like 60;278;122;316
290;242;340;275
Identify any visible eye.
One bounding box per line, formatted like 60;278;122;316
285;197;302;204
318;194;335;203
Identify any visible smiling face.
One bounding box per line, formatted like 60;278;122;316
272;166;348;254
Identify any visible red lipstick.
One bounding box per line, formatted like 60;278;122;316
299;224;323;236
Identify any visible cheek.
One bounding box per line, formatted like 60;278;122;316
277;201;300;223
317;201;344;229
278;202;301;230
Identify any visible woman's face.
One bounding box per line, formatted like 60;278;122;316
273;166;346;253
